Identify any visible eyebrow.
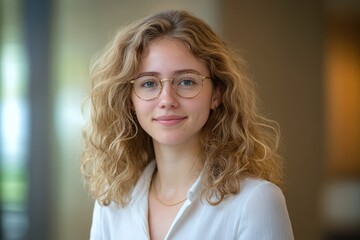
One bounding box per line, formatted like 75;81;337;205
136;69;201;78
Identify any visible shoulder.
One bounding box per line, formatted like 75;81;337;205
89;161;156;239
232;178;294;239
235;178;289;220
240;178;285;203
225;178;284;208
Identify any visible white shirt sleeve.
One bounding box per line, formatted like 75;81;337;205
90;201;103;240
238;182;294;239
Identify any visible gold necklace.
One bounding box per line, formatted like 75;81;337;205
151;180;187;207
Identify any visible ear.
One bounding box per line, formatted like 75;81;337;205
211;86;222;110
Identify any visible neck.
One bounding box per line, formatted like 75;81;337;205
152;141;203;195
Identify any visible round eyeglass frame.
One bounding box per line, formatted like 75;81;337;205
129;72;211;101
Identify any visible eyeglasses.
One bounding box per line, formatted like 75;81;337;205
130;71;210;101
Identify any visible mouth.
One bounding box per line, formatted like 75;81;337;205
153;115;187;126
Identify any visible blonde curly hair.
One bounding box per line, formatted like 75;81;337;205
81;10;283;206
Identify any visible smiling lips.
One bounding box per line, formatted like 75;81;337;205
153;115;187;126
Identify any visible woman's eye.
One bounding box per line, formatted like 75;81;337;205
140;80;158;88
178;79;195;86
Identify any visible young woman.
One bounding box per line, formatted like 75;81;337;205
82;10;294;240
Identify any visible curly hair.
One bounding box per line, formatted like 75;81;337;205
81;10;283;206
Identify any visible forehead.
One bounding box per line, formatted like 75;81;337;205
138;38;209;76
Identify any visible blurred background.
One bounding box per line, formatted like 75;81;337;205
0;0;359;239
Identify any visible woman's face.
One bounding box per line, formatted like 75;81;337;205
131;38;221;147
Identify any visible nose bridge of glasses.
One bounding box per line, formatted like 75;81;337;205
159;78;177;91
158;78;176;97
160;78;174;85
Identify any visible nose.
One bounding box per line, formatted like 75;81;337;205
158;80;179;108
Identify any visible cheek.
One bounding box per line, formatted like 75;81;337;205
131;93;142;113
132;103;147;120
132;106;148;131
191;98;212;121
131;96;152;126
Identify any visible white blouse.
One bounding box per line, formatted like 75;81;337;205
90;161;294;240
